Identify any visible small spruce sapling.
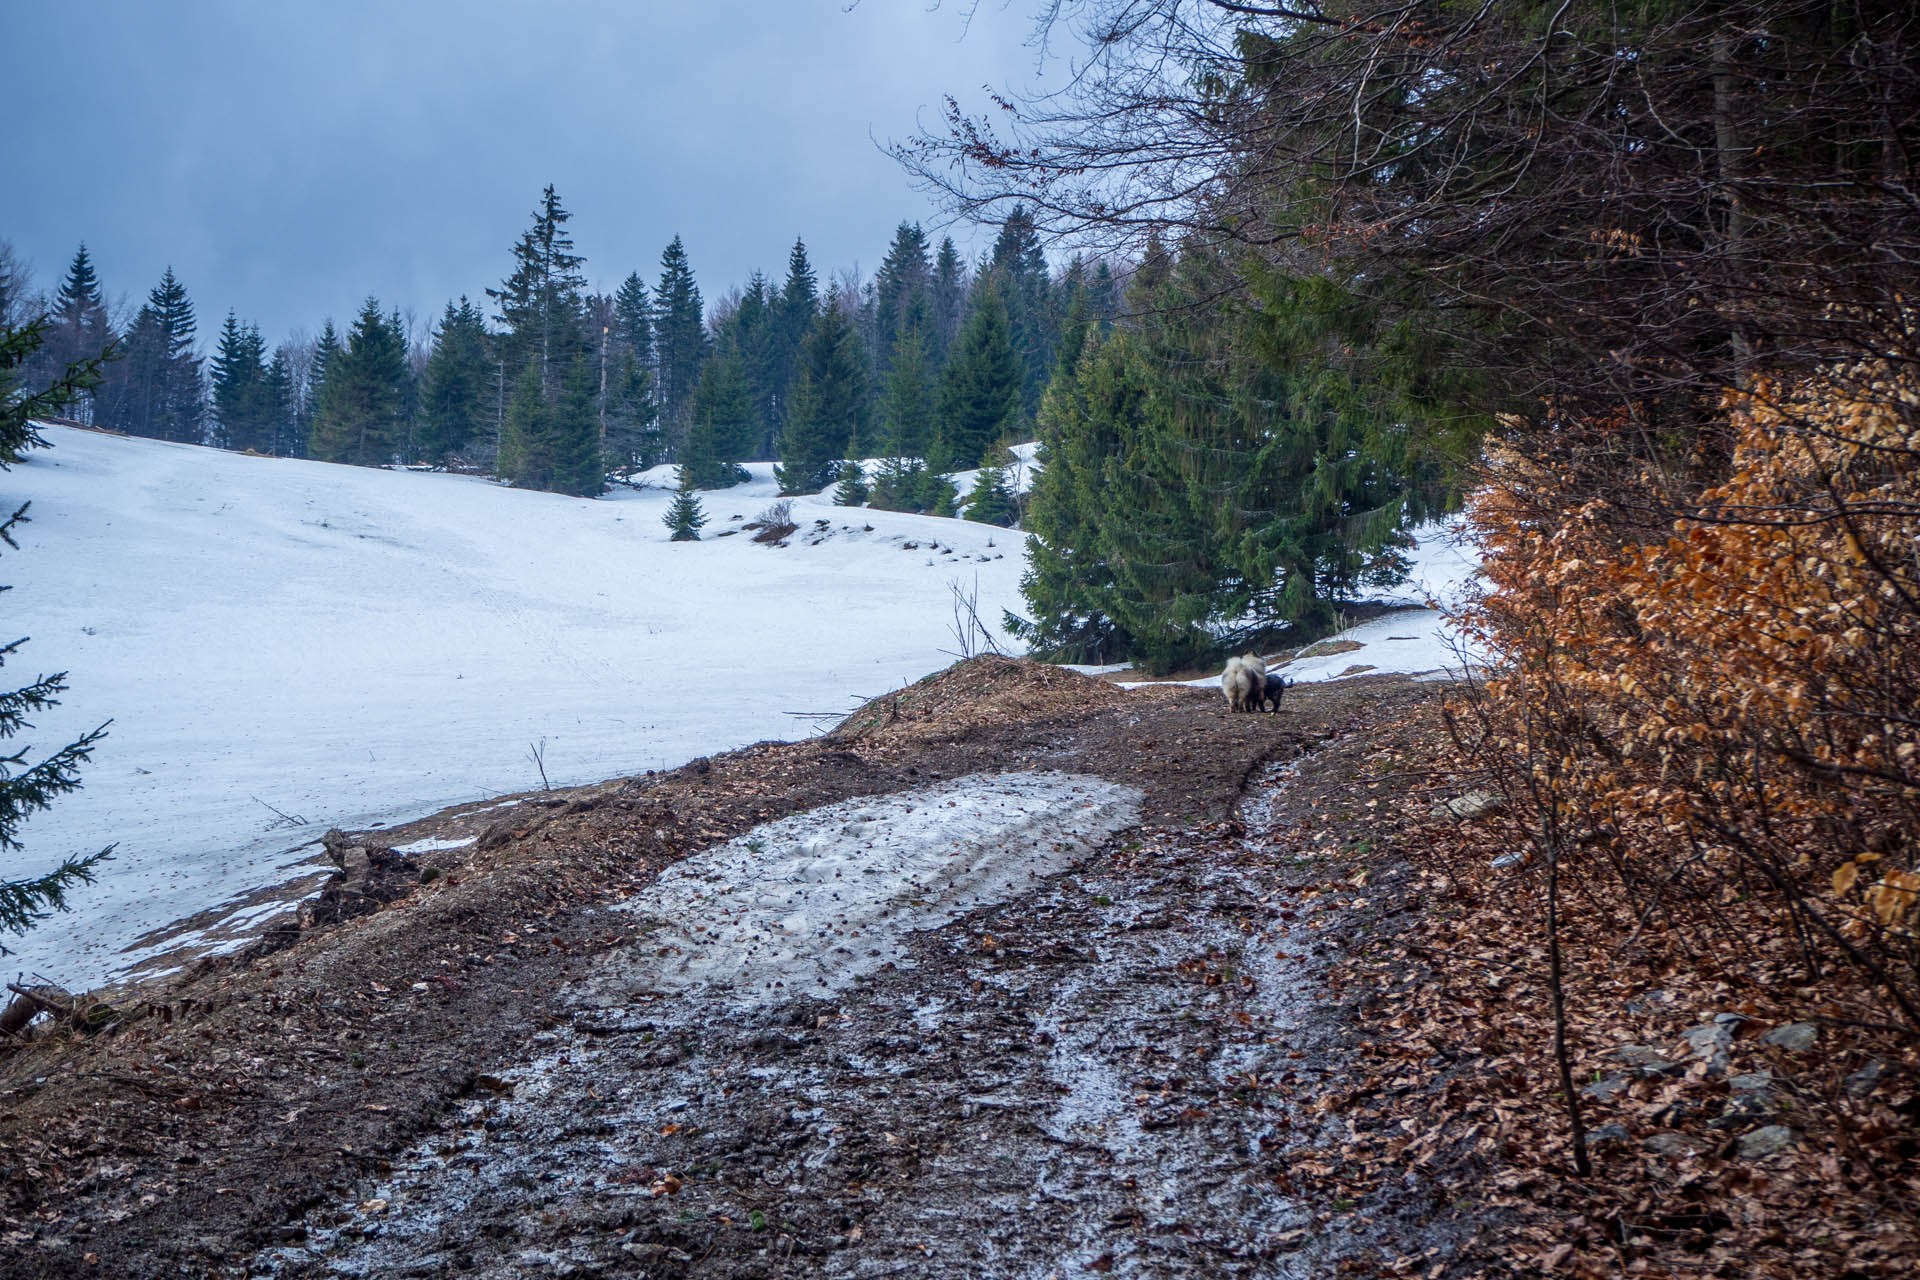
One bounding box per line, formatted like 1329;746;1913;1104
832;459;869;507
663;466;707;541
962;464;1019;526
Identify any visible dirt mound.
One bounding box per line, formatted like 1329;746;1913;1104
831;655;1127;742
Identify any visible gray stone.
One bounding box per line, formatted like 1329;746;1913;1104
1679;1023;1734;1073
1644;1131;1710;1158
1737;1125;1798;1159
1759;1022;1818;1053
1613;1044;1687;1078
1589;1124;1631;1146
1445;791;1505;820
1582;1076;1631;1102
1844;1060;1888;1097
1729;1070;1773;1093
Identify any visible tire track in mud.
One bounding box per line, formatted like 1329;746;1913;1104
257;752;1396;1279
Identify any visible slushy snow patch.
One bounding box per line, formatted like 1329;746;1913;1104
609;771;1140;1007
391;836;477;855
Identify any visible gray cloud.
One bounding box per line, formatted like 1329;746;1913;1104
2;0;1052;342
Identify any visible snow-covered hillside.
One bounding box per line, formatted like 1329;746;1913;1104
0;427;1029;988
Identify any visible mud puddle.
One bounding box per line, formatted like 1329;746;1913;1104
247;754;1397;1278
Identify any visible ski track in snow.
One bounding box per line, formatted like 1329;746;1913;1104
0;428;1029;988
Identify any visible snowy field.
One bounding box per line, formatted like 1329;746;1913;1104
1;427;1030;989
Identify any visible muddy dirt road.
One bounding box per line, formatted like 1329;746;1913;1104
0;662;1465;1278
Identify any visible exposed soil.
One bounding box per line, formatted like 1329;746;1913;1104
0;659;1463;1278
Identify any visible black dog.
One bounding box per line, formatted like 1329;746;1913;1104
1260;673;1293;712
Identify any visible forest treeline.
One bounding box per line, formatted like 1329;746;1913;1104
0;198;1118;514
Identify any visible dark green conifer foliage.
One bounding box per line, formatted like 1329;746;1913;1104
0;319;112;949
1010;326;1140;664
264;345;300;457
929;237;966;366
653;235;707;450
934;280;1023;470
962;463;1019;526
769;238;818;445
832;460;869;506
776;302;868;493
495;362;550;489
211;312;272;452
873;222;931;376
867;456;924;512
683;344;754;489
303;320;341;455
38;244;115;420
416;298;492;464
549;354;604;497
879;322;935;459
308;299;408;466
987;205;1055;415
663;466;706;541
487;186;587;391
605;274;658;468
107;267;203;443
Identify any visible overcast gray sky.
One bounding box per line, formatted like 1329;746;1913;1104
2;0;1053;344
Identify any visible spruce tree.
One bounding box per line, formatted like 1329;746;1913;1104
606;273;658;468
662;466;706;541
770;238;818;441
988;205;1055;414
487;185;588;391
38;245;115;422
1011;327;1140;663
303;320;341;456
416;298;491;464
653;235;707;450
0;317;113;949
549;354;604;497
832;460;869;506
496;361;551;489
211;312;272;452
776;301;868;493
683;344;754;488
868;456;925;513
934;280;1023;470
930;236;966;367
962;463;1019;526
878;321;935;458
264;345;300;457
873;222;932;376
308;299;407;466
105;268;205;444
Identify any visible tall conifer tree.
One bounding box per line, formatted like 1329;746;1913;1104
308;299;407;466
105;267;203;443
211;312;271;452
934;279;1023;470
776;300;869;493
38;245;114;421
653;235;706;451
487;186;587;391
416;298;491;464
